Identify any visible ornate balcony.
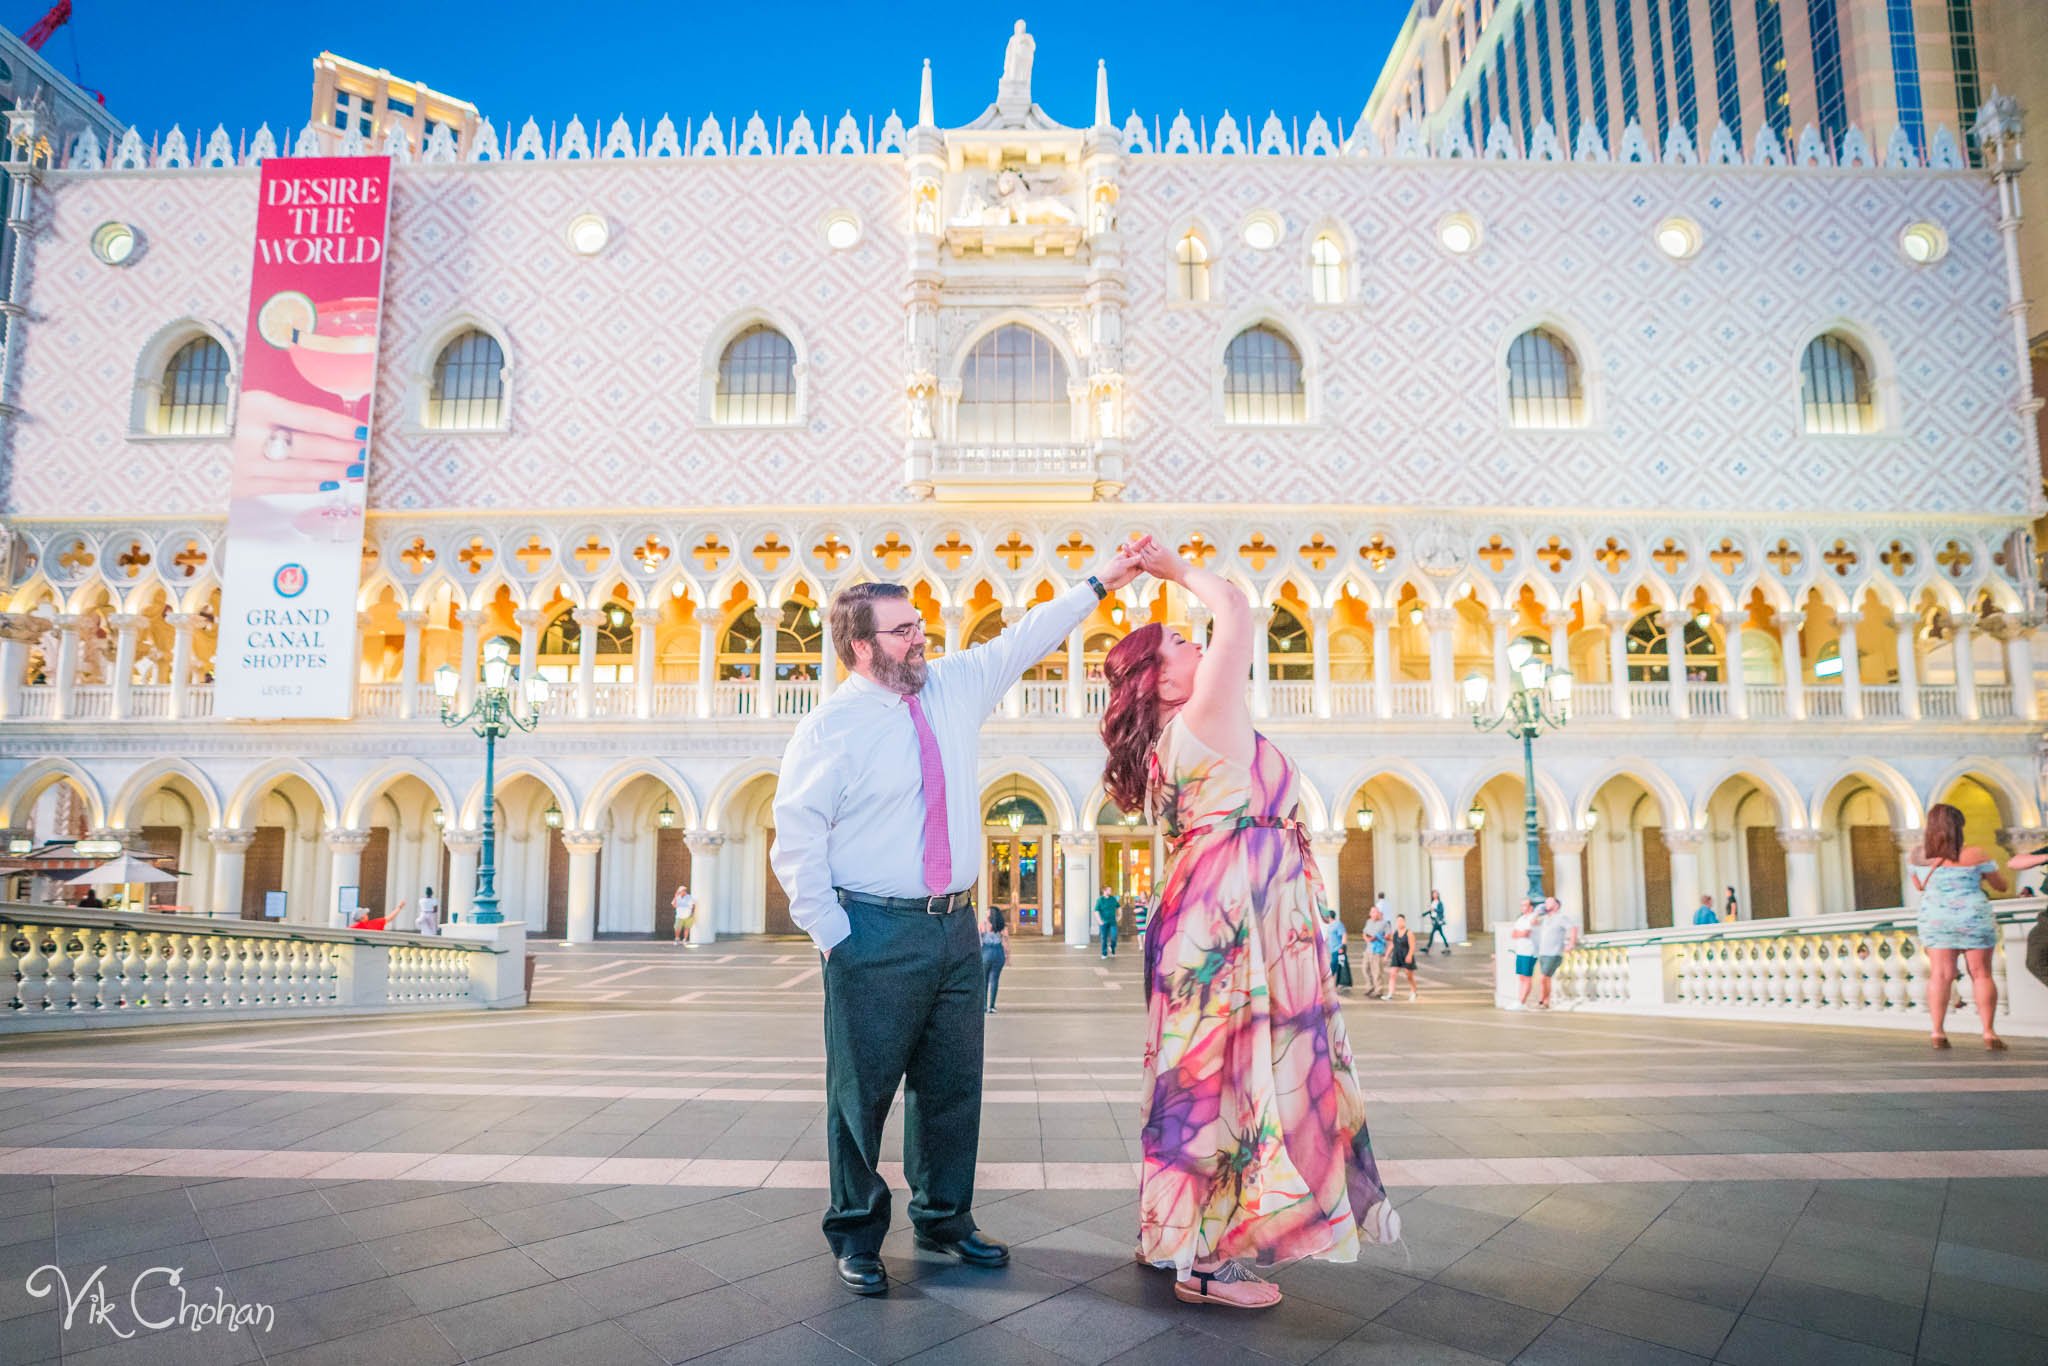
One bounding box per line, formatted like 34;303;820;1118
924;443;1117;503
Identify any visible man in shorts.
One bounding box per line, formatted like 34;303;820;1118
1533;897;1578;1009
1505;899;1538;1010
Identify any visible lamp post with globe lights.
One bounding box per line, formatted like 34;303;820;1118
435;638;550;924
1464;641;1571;904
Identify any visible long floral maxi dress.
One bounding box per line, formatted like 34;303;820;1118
1137;715;1391;1276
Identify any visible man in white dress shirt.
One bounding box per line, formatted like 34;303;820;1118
773;543;1146;1297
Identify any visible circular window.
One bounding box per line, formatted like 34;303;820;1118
1654;217;1702;260
565;213;609;256
90;221;136;266
1437;212;1481;255
824;211;861;251
1900;222;1948;264
1240;213;1281;251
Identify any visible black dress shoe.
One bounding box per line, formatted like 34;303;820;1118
836;1252;888;1295
913;1230;1010;1266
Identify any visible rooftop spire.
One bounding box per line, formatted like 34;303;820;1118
1095;59;1110;129
918;58;933;128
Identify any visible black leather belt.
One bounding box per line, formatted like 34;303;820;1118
835;888;974;916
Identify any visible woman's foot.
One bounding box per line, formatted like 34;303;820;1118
1931;1034;1952;1049
1985;1034;2009;1051
1176;1261;1281;1309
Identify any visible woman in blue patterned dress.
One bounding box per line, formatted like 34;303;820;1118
1908;802;2008;1050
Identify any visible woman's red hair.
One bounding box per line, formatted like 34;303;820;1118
1100;624;1167;814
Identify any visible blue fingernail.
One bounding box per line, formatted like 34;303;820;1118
317;480;340;492
345;462;364;478
354;425;368;439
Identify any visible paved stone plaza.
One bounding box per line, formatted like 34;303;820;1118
2;936;2046;1365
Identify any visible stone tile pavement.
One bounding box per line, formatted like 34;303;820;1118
0;935;2044;1363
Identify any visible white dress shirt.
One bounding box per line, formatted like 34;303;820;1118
772;581;1099;951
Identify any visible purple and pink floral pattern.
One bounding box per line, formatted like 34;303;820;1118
1138;716;1390;1274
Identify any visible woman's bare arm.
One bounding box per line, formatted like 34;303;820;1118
1138;541;1254;762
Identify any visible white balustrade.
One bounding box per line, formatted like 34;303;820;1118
1625;682;1670;716
1267;680;1314;717
1573;686;1613;717
12;687;54;718
1019;681;1063;717
0;904;525;1033
128;685;172;718
1978;684;2013;718
1390;682;1433;717
1748;684;1785;718
590;681;636;717
652;683;694;715
1862;684;1902;719
1330;682;1373;716
1084;680;1108;715
1496;901;2048;1036
1921;685;1959;718
776;681;819;717
70;686;113;719
1807;687;1844;718
1686;683;1727;717
355;682;404;718
711;681;753;716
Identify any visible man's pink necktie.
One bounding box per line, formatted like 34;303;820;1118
905;693;951;895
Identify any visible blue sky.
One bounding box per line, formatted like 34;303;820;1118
20;2;1416;140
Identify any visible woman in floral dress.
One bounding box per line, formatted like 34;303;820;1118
1099;541;1398;1310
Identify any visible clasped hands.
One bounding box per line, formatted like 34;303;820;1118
1096;534;1185;592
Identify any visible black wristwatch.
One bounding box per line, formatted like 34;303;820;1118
1087;574;1108;600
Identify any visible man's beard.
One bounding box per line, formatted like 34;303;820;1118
873;649;928;694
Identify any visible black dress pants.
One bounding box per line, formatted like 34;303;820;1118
821;900;984;1258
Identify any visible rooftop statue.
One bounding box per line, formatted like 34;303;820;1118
966;20;1063;131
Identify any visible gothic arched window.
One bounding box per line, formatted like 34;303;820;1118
426;330;506;430
155;337;231;435
1800;332;1875;434
715;325;798;424
1224;325;1306;424
957;325;1070;445
1505;327;1584;429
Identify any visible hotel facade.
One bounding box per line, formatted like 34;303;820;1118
0;28;2042;949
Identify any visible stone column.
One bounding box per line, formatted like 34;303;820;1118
442;829;480;923
1778;611;1808;721
1780;829;1823;918
818;602;838;700
1488;609;1515;709
1544;608;1572;675
1423;607;1457;719
573;607;603;719
561;830;604;943
1059;833;1093;947
1950;612;1981;721
452;609;484;713
1249;605;1273;719
1369;607;1396;719
206;827;256;920
1309;835;1346;922
1663;831;1705;912
108;613;144;720
397;610;427;719
1187;601;1212;649
685;832;723;943
1065;627;1087;718
1659;610;1690;719
2005;616;2040;722
633;608;659;718
755;602;779;719
1836;611;1864;720
324;828;373;928
1895;828;1925;912
1310;606;1333;718
50;614;84;721
0;614;38;719
513;608;543;680
1001;606;1026;718
1420;830;1476;945
1715;612;1749;719
1892;612;1922;721
694;607;720;718
167;612;201;719
1605;610;1633;719
1548;831;1588;928
941;604;965;657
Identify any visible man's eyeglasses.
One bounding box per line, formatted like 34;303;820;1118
874;622;926;643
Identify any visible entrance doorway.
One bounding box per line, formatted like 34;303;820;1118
986;834;1044;928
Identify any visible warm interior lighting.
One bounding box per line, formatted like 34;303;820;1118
1355;803;1375;831
1466;804;1486;831
657;799;676;829
1407;605;1423;625
543;801;563;829
431;806;446;828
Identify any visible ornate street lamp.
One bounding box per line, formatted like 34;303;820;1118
436;638;550;924
1464;640;1571;904
657;798;677;830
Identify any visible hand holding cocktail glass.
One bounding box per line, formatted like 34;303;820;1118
229;387;369;498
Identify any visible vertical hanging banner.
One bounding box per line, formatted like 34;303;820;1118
216;156;392;719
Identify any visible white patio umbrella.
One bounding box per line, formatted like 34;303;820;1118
64;855;181;886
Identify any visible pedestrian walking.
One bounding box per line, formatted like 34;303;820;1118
1384;914;1418;1000
1100;538;1396;1310
1422;889;1452;955
1691;894;1721;926
980;906;1010;1013
1908;803;2008;1050
1323;908;1352;990
671;883;698;945
414;887;440;935
771;543;1147;1297
1506;898;1538;1010
1361;903;1390;998
1533;897;1578;1008
1724;885;1740;921
1095;885;1121;957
